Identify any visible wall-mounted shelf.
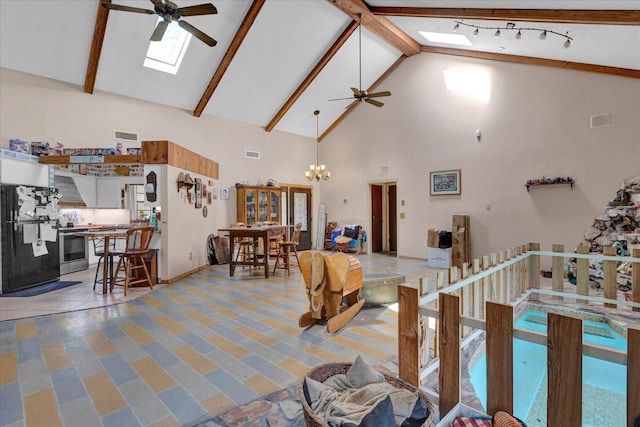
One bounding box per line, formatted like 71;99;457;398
36;140;219;179
525;178;574;192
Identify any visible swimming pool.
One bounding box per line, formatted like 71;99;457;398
469;310;628;427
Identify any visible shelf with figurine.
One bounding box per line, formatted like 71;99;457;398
525;176;574;192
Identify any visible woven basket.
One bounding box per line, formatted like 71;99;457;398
299;362;435;427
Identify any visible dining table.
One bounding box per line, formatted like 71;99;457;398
217;224;293;278
77;228;129;294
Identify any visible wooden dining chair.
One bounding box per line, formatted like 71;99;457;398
110;226;154;296
272;223;302;276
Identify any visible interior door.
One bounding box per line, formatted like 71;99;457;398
289;187;312;250
388;184;397;252
371;184;383;252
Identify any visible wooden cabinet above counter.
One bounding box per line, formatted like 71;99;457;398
39;140;219;180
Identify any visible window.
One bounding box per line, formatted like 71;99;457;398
143;18;192;75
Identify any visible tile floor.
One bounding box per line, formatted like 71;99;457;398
0;252;440;427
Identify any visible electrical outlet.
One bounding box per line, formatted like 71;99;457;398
188;252;193;260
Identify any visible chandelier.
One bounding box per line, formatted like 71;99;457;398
305;110;330;181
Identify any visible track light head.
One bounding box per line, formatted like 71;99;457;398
473;28;479;37
494;29;500;38
515;30;522;40
453;22;459;31
539;30;547;40
563;38;571;48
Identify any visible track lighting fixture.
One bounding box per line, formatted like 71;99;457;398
453;21;572;47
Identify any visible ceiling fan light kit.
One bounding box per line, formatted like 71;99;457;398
454;21;573;48
101;0;218;47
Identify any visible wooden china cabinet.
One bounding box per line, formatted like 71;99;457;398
235;184;281;225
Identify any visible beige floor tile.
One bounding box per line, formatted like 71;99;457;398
42;342;72;371
183;308;216;326
244;374;280;396
173;345;217;374
83;371;126;416
0;352;17;385
132;357;177;393
206;335;250;358
200;392;235;416
154;315;188;335
15;321;36;340
24;388;63;427
122;323;155;345
234;326;277;346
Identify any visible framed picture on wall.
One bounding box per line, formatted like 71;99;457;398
195;178;202;208
430;169;461;196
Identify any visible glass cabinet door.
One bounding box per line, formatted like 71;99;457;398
258;190;268;223
270;191;280;223
245;189;256;224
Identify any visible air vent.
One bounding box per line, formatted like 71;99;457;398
245;150;260;159
113;130;140;142
590;113;614;129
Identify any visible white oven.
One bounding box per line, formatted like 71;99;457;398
59;228;89;274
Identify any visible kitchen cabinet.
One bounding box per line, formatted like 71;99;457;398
236;184;281;225
96;179;123;208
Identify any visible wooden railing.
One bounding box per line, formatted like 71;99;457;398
398;243;640;426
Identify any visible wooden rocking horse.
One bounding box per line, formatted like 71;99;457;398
298;251;365;333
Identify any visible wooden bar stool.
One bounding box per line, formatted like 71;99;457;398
110;226;154;296
230;222;259;271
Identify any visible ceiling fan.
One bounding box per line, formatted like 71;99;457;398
101;0;218;47
330;14;391;108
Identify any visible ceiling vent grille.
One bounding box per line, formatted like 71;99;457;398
113;130;140;142
245;150;260;159
590;114;614;129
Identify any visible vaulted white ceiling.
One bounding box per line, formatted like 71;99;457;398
1;0;638;140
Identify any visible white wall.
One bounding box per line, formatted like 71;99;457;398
318;53;640;264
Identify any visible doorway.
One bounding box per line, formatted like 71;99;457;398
370;182;397;253
283;186;312;250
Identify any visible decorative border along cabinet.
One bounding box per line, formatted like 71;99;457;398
236;184;281;225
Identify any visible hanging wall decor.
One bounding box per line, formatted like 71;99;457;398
430;169;461;196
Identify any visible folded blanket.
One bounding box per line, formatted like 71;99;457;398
303;356;431;426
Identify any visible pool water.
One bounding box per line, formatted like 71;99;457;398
469;310;627;427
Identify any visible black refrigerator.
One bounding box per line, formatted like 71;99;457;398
1;184;60;293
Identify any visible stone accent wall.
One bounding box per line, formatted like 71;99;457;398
567;175;640;291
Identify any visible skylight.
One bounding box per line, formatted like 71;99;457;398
418;31;473;47
143;18;192;75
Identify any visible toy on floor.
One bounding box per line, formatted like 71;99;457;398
298;251;365;333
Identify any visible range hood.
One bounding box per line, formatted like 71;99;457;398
54;175;86;207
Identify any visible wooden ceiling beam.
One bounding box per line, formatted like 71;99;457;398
421;46;640;79
328;0;420;56
370;7;640;26
320;54;406;141
194;0;266;117
84;0;110;94
265;20;359;133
